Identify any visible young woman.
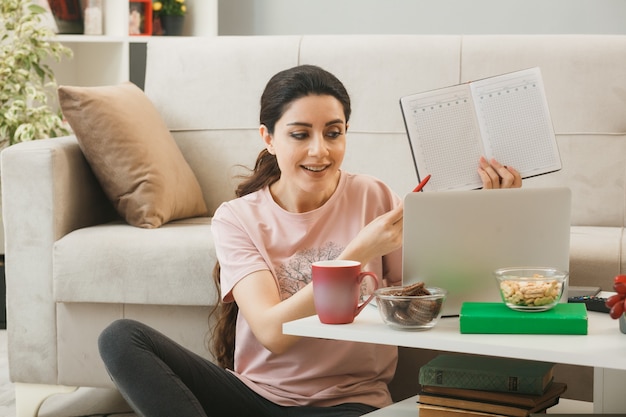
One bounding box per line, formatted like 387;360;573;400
99;65;521;417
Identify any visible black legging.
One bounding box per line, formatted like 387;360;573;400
98;319;378;417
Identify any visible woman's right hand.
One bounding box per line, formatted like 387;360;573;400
340;203;404;266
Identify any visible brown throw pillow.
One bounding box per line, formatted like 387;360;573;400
58;82;208;228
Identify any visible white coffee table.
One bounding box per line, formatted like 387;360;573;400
283;304;626;414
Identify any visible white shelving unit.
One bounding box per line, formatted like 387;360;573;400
50;0;217;87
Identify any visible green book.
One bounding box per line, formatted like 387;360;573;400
459;302;588;335
419;354;555;395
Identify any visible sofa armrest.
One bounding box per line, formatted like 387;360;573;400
1;135;117;384
2;136;117;240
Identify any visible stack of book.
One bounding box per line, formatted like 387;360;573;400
417;354;567;417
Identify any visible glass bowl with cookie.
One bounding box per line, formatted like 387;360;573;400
374;282;447;330
494;267;568;312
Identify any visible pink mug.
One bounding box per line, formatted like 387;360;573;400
312;260;379;324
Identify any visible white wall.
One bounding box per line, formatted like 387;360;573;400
218;0;626;35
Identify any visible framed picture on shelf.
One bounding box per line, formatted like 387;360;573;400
46;0;84;34
129;0;152;36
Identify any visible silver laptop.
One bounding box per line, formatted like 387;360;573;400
402;187;571;316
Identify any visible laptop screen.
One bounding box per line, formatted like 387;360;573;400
402;187;571;316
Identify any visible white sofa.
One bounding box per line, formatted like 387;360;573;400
2;35;626;415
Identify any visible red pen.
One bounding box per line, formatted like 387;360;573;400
412;174;431;192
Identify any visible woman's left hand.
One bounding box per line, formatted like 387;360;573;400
478;156;522;189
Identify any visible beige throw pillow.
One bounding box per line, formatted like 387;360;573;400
58;82;208;228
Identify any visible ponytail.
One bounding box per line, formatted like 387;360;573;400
209;149;280;369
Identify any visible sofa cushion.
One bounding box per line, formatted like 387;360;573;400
53;218;218;305
568;226;624;290
58;82;208;228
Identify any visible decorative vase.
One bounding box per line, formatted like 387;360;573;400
83;0;103;35
620;314;626;334
160;15;184;36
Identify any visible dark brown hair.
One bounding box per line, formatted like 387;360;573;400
209;65;351;369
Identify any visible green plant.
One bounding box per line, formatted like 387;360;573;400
0;0;72;149
153;0;186;17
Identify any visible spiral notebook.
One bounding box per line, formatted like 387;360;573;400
402;187;571;317
400;67;562;192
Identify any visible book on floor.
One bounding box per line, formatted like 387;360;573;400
459;302;588;335
418;354;555;395
420;381;567;409
418;386;563;417
417;401;559;417
399;67;561;192
417;403;508;417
